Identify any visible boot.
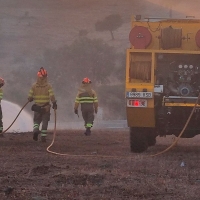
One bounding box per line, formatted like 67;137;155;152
41;136;46;142
0;130;3;137
33;131;39;141
84;127;91;136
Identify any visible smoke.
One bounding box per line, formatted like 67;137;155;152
1;100;32;132
1;0;200;127
146;0;200;18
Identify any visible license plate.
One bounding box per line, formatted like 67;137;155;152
127;99;147;107
126;92;152;98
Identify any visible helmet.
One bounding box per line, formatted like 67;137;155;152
82;77;91;84
37;67;47;77
0;77;4;87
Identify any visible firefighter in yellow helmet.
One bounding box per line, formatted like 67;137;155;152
0;78;5;137
28;68;57;142
74;77;98;136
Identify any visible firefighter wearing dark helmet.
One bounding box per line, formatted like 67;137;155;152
74;77;98;136
28;68;57;142
0;78;5;137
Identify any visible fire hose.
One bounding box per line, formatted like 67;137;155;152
0;101;117;157
150;93;200;157
46;110;119;157
0;101;30;135
1;99;198;158
47;94;200;157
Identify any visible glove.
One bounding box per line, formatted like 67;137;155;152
74;109;78;115
52;102;57;110
28;97;33;102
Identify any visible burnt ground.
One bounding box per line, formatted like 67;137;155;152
0;129;200;199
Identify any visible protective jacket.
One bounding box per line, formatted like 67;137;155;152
74;83;98;111
74;83;98;135
28;76;56;112
28;76;56;140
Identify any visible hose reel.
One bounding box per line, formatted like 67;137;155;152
160;26;182;49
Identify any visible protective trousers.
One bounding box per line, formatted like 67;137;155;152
33;111;50;137
81;105;94;128
0;105;3;132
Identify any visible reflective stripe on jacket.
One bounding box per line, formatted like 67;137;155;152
74;90;98;110
28;83;56;106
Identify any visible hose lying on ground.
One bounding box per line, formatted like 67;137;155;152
46;110;96;157
2;102;119;158
46;110;132;158
150;94;200;157
47;94;200;158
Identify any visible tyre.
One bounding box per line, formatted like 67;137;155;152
147;135;156;146
130;127;148;153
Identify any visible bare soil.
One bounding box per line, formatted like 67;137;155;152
0;129;200;199
1;1;200;199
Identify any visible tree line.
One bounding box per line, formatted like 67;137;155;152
7;14;126;121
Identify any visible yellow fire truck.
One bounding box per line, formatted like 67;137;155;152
126;15;200;152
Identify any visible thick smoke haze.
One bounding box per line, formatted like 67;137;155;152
1;0;200;130
2;100;32;132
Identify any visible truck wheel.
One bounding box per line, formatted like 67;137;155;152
130;128;148;153
147;135;156;146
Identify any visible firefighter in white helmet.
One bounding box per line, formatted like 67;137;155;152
74;77;98;136
0;78;4;137
28;68;57;142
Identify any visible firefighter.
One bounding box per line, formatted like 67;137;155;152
74;77;98;136
0;78;4;137
28;67;57;142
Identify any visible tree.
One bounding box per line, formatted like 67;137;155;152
95;14;123;40
65;37;116;85
39;37;121;120
9;37;125;121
